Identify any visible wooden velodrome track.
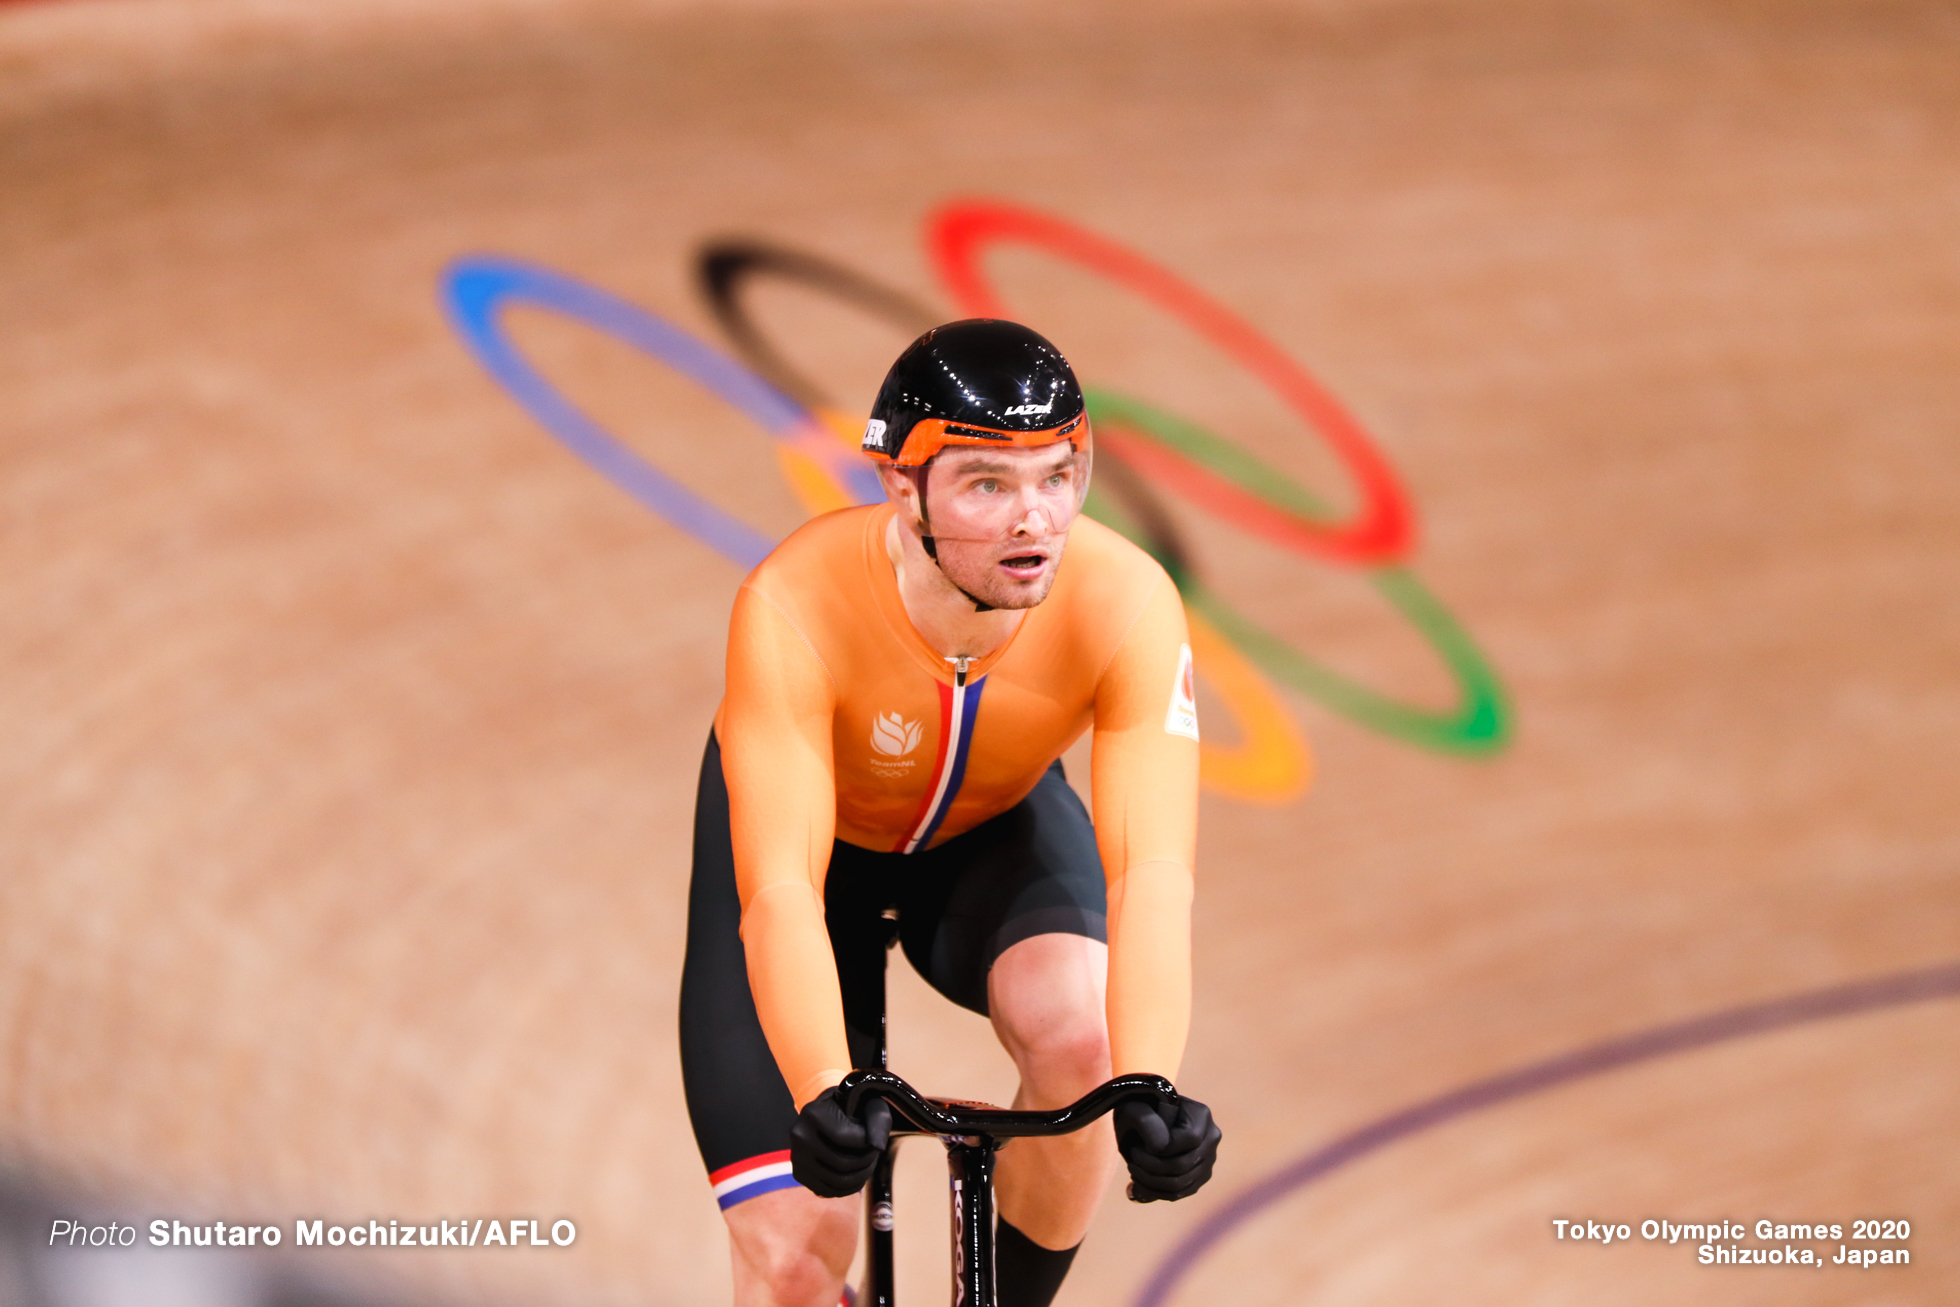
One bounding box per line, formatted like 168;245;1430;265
3;0;1956;1304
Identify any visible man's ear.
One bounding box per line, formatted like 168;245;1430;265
878;463;920;521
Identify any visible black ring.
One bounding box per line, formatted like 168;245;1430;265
695;238;941;410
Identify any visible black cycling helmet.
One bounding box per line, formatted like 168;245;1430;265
861;319;1088;467
863;320;1090;612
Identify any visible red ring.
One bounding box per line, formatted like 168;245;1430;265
928;200;1415;565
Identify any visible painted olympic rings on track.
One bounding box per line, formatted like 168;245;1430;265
689;227;1501;761
930;200;1415;566
441;202;1512;776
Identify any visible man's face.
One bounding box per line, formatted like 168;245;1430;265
911;443;1084;610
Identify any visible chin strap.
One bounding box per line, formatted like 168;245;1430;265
914;466;993;613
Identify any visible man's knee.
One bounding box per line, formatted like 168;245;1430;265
741;1244;846;1307
989;934;1112;1088
994;995;1111;1092
726;1188;856;1306
1025;1008;1110;1078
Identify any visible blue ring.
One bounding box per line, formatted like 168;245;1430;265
442;256;881;568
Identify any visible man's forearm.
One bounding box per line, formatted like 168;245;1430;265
1104;858;1194;1079
740;880;853;1108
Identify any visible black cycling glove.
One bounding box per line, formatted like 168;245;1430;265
789;1086;893;1198
1114;1094;1221;1203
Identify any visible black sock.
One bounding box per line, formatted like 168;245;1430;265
995;1217;1080;1307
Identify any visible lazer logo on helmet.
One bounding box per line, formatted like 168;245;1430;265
1003;401;1054;416
861;418;887;451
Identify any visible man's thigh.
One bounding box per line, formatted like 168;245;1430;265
679;731;806;1204
682;731;893;1205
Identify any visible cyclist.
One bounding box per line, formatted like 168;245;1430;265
681;319;1222;1307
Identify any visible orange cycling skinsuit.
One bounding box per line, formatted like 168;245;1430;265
678;320;1211;1227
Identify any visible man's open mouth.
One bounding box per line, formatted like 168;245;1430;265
1000;553;1046;571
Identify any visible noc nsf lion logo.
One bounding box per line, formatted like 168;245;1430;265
871;712;923;758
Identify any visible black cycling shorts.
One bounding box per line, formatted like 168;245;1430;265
679;730;1106;1210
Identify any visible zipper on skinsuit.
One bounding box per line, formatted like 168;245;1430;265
900;656;973;855
945;657;971;783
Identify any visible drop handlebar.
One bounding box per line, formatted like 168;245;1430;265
838;1068;1179;1140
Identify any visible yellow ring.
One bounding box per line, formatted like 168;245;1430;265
775;408;868;516
1187;612;1312;803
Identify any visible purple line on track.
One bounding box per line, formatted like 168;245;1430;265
1134;960;1960;1307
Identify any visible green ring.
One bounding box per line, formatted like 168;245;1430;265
1083;389;1511;754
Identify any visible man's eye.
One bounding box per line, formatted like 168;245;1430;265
976;480;998;493
1046;473;1066;487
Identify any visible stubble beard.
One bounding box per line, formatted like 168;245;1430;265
936;534;1068;611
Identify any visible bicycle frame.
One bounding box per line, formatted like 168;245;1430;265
845;915;1176;1307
